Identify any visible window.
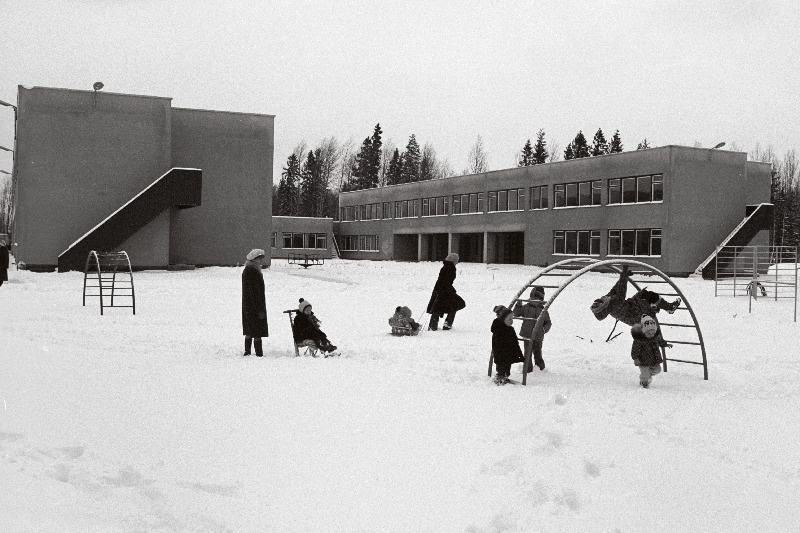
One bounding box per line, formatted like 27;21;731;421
554;184;565;208
452;195;461;214
422;198;430;216
340;235;358;251
411;199;420;217
611;174;664;205
383;202;391;219
579;182;590;206
283;233;306;249
530;185;548;209
592;181;601;205
608;179;621;204
315;233;327;249
608;228;662;256
400;200;408;218
622;177;636;203
423;196;450;216
566;183;578;207
270;232;276;248
358;235;379;252
488;191;497;212
478;192;485;213
553;229;601;256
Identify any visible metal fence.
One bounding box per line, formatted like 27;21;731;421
714;245;798;321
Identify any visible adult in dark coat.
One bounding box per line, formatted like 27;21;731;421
242;249;269;356
0;237;9;288
426;252;466;330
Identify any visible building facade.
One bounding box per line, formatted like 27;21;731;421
270;216;334;260
11;86;273;270
335;146;772;276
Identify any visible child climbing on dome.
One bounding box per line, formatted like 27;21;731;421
631;313;672;388
591;265;681;326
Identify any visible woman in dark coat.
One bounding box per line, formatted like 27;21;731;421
0;237;9;288
242;249;269;356
426;252;466;330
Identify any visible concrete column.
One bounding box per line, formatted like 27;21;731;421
448;232;453;254
417;233;424;261
483;232;489;263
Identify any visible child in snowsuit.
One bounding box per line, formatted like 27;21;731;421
389;306;421;336
293;298;338;354
631;313;672;388
513;285;552;372
491;305;525;385
591;266;681;326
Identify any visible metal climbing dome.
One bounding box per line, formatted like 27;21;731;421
83;251;136;315
488;257;708;385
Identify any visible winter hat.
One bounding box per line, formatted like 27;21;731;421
493;304;512;320
640;313;658;338
298;298;312;313
400;306;413;319
247;248;265;261
530;286;545;300
445;252;459;264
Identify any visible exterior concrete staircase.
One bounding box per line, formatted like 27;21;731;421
58;168;202;272
697;203;774;279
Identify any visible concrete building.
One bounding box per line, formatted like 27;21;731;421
334;146;772;276
271;216;335;261
11;86;274;271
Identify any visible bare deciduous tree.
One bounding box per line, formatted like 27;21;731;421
464;135;488;174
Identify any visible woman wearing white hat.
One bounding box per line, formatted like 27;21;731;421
242;248;269;356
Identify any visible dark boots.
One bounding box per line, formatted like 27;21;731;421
244;337;263;357
244;337;252;356
254;338;263;357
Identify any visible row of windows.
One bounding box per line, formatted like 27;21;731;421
340;173;663;221
554;180;602;208
339;235;379;252
553;228;662;257
488;188;526;212
272;232;328;250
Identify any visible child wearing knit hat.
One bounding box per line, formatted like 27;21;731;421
491;305;525;384
512;285;552;372
293;298;338;354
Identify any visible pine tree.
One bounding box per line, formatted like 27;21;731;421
351;136;373;190
386;148;403;186
637;139;651;150
564;143;575;160
591;128;609;156
367;123;383;187
571;131;590;158
609;130;623;153
299;150;322;217
518;139;534;166
276;153;301;215
532;129;548;164
400;134;421;183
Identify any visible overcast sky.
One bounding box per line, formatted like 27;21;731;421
1;0;799;183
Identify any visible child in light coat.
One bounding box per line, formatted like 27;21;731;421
389;306;420;336
513;285;552;372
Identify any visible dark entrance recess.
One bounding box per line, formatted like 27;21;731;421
425;234;449;261
457;233;484;263
492;232;524;264
393;234;418;261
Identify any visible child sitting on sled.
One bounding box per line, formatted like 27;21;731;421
389;306;421;336
591;265;681;326
293;298;338;354
631;313;672;388
491;305;525;385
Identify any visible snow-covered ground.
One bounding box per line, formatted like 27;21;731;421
1;258;798;532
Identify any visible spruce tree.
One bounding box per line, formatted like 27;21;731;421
564;143;575;160
351;136;373;190
609;130;623;153
368;123;383;187
386;148;403;185
299;150;322;216
401;134;421;183
572;131;590;158
591;128;609;156
637;139;651;150
518;139;534;166
532;129;548;164
277;153;301;215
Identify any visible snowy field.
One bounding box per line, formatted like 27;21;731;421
1;258;799;532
